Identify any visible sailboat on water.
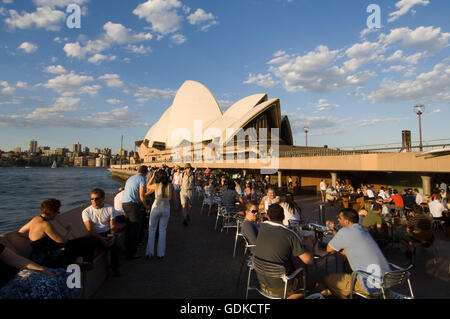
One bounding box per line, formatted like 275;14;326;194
51;160;57;168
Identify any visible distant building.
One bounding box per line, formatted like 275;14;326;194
13;147;21;153
87;157;96;167
73;141;82;154
29;140;37;153
101;148;111;157
138;80;293;163
74;156;86;167
83;146;90;155
55;148;68;156
119;149;127;157
95;156;102;167
93;147;100;154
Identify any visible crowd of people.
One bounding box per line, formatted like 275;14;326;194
1;164;448;299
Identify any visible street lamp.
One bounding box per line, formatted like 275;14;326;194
304;126;309;147
413;104;425;152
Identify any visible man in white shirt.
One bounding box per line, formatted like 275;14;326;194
428;194;448;219
82;188;123;276
414;188;423;205
373;196;390;216
366;186;375;200
320;179;327;202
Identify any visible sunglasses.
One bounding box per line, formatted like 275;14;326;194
91;197;103;201
250;209;258;214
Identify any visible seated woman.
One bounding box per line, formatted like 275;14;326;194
222;180;244;213
243;181;255;202
234;179;244;197
204;179;216;197
280;193;304;227
18;199;94;269
0;242;80;299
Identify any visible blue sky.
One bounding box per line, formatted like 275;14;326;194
0;0;449;153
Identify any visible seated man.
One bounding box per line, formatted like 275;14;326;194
82;188;124;277
259;188;280;213
428;194;448;221
323;208;391;299
241;201;259;252
362;203;389;242
253;204;314;299
373;196;390;216
392;205;433;258
325;187;338;203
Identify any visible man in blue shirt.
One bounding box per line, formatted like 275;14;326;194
323;208;391;299
122;165;151;259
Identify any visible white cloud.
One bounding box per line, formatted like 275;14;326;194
103;21;152;44
106;99;123;105
126;44;151;54
88;54;116;65
17;42;38;53
170;33;186;45
287;113;350;134
380;26;450;54
358;117;408;127
98;74;124;88
378;50;424;65
134;86;176;103
133;0;184;35
3;0;14;4
312;99;341;112
0;106;145;128
43;72;100;96
187;8;218;31
0;81;15;95
5;6;66;31
388;0;430;23
243;73;278;88
33;0;88;8
44;65;67;74
267;46;358;93
366;58;450;103
64;22;152;60
30;97;84;115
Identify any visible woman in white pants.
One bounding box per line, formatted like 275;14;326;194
145;169;174;259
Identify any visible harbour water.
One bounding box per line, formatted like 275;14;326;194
0;167;123;233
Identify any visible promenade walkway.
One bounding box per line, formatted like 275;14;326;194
93;194;450;299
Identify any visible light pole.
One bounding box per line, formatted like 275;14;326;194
413;104;425;152
304;126;309;147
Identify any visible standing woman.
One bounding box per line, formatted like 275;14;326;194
145;169;174;259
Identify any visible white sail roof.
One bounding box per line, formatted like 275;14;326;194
144;80;222;148
143;81;284;149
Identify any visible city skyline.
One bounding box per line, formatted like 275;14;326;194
0;0;449;153
1;139;131;154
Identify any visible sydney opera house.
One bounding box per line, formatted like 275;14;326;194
136;80;294;164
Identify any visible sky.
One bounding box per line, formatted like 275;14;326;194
0;0;449;153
